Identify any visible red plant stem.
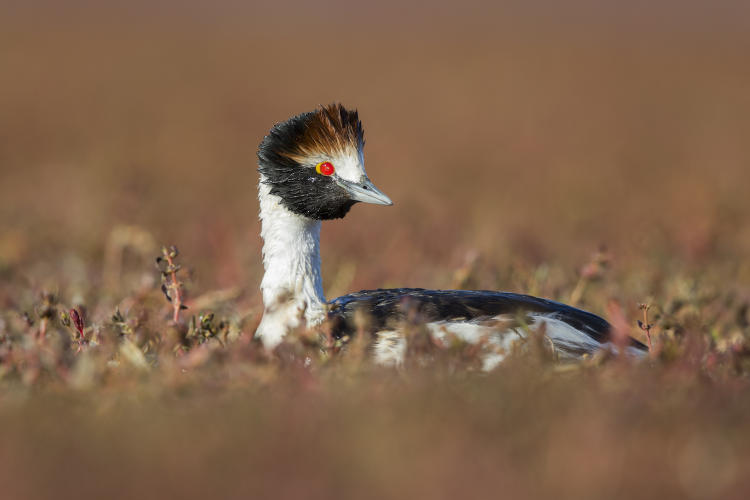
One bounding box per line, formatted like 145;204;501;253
38;318;47;341
641;306;653;352
165;253;183;323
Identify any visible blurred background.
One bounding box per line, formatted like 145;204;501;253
2;0;750;298
2;2;750;499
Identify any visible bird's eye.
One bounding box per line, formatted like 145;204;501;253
316;161;335;176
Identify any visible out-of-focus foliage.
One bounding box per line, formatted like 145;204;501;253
2;1;750;499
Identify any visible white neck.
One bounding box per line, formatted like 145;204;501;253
254;179;328;348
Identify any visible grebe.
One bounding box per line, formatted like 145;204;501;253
255;104;646;368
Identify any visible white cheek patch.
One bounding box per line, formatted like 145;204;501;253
329;149;366;183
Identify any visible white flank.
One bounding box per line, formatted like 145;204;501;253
537;315;603;359
371;313;628;371
372;330;407;367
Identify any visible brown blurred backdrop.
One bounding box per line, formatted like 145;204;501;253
2;0;750;297
3;4;750;500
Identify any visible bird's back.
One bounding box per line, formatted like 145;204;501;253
328;288;646;361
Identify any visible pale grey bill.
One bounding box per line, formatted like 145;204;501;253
336;177;393;206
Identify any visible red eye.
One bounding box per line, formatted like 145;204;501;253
316;161;335;176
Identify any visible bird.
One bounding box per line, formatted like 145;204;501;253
255;103;647;369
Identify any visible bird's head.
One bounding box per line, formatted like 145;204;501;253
258;104;392;220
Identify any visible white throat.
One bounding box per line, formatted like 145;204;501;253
255;178;327;348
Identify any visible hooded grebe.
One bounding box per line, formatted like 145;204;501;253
255;104;646;368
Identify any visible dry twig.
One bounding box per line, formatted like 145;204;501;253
157;245;187;323
638;303;654;353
